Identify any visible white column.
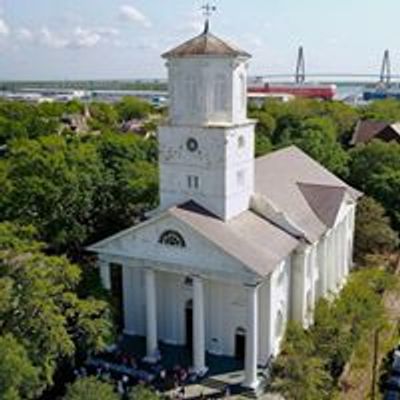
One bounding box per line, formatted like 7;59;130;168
327;231;336;294
144;269;159;363
310;245;318;312
98;259;111;290
291;249;306;324
334;227;342;290
193;276;207;375
317;235;329;298
342;220;349;280
243;284;259;390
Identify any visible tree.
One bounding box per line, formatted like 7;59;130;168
311;300;353;379
63;377;119;400
128;384;160;400
349;140;400;231
0;132;158;255
361;99;400;122
0;334;39;400
0;135;103;253
354;197;399;261
0;222;113;395
271;323;333;400
89;103;118;131
115;96;153;121
277;117;349;176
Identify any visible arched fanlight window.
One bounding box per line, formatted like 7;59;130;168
158;230;186;248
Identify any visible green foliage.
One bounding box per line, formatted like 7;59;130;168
271;268;393;399
128;384;160;400
354;197;399;261
277;117;349;176
64;377;119;400
0;101;59;145
0;222;113;396
249;99;356;175
0;334;39;400
0;133;158;254
89;103;118;131
115;96;153;121
349;140;400;231
361;99;400;122
271;323;333;400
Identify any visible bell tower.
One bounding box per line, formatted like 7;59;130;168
158;24;255;221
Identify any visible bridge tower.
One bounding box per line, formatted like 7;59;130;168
380;49;391;87
295;46;306;84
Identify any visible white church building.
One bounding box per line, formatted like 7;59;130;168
88;24;361;389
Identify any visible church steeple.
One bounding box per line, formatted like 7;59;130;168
158;18;255;221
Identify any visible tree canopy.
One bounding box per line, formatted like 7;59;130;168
354;196;399;261
0;222;113;397
63;377;119;400
115;96;153;121
0;133;158;255
349;140;400;231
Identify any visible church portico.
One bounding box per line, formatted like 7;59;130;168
100;258;275;380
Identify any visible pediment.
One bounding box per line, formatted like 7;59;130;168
88;212;260;283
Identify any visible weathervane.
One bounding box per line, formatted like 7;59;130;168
201;3;217;34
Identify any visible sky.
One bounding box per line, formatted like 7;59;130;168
0;0;399;80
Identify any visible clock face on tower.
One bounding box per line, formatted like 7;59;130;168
186;137;199;152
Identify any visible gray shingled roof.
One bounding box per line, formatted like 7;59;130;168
297;183;347;228
351;120;400;145
169;201;298;277
255;146;362;243
351;120;388;145
162;31;250;59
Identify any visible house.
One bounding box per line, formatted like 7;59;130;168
351;120;400;145
88;24;361;390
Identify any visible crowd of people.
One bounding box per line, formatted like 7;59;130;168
79;347;216;399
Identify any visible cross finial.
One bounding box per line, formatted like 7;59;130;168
201;3;216;34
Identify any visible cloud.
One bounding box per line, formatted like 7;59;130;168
119;5;152;28
70;27;101;48
38;26;119;49
16;28;34;42
0;18;10;36
40;27;69;49
95;27;119;37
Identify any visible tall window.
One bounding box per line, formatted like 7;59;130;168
184;74;198;113
239;73;246;110
214;73;228;113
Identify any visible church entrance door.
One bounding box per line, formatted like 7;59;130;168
235;328;246;362
185;300;193;350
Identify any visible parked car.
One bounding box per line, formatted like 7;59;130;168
392;351;400;376
386;376;400;391
384;390;400;400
